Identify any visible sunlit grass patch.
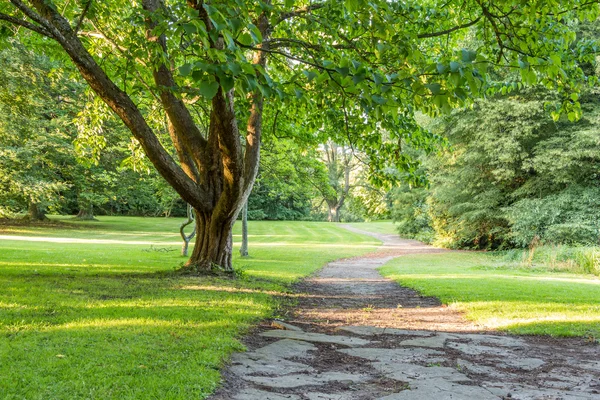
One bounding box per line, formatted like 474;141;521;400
0;218;379;399
345;220;397;235
380;252;600;337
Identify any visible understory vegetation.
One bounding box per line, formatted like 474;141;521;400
0;217;379;399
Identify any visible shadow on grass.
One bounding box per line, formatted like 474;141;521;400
0;269;279;399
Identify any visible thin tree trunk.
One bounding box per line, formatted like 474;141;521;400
240;201;249;257
76;204;95;220
180;204;196;257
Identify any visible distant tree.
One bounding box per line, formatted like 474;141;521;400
0;40;79;219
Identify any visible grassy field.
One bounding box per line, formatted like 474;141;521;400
0;217;380;399
345;220;398;235
380;251;600;338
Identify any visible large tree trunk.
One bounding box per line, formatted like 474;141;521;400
27;202;47;221
327;203;341;222
186;210;235;272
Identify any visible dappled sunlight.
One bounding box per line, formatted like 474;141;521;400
235;242;379;248
390;272;600;285
0;218;386;399
39;317;232;332
179;284;282;296
382;253;600;336
0;235;182;245
485;314;600;328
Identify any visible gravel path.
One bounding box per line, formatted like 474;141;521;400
210;227;600;400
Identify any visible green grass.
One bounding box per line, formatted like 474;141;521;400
380;251;600;338
0;217;380;399
345;220;398;235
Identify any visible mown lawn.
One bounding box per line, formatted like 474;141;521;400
345;220;398;235
0;217;380;399
380;251;600;338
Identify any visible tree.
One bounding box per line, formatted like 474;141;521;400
321;141;353;222
392;88;600;248
0;39;79;219
1;0;597;271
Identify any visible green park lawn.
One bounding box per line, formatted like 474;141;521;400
380;251;600;338
2;217;600;399
0;216;379;399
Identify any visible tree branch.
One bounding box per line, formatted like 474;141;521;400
0;12;54;38
417;16;482;38
142;0;208;162
74;0;92;34
277;3;326;25
20;0;212;212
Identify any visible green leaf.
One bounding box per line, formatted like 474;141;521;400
182;23;197;35
179;63;193;76
461;49;477;63
249;24;263;43
203;4;218;16
199;79;220;99
238;33;253;46
352;73;366;85
345;0;359;12
335;67;350;77
371;95;387;105
426;83;442;95
227;62;242;76
449;62;460;72
220;75;235;92
303;70;318;81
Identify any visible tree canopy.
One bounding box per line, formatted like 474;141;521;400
1;0;597;271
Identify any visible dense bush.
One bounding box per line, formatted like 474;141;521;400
507;186;600;246
392;90;600;249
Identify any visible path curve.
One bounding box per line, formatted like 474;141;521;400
210;227;600;400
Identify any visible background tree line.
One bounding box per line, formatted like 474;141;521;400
0;38;388;222
393;85;600;248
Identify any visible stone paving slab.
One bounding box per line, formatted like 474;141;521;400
305;392;357;400
399;333;452;348
253;339;316;359
338;325;433;337
242;372;369;388
377;379;501;400
372;361;470;383
339;347;445;364
229;354;314;376
232;389;301;400
260;329;371;347
483;382;598;400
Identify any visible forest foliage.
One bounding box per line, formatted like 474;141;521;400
392;88;600;249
